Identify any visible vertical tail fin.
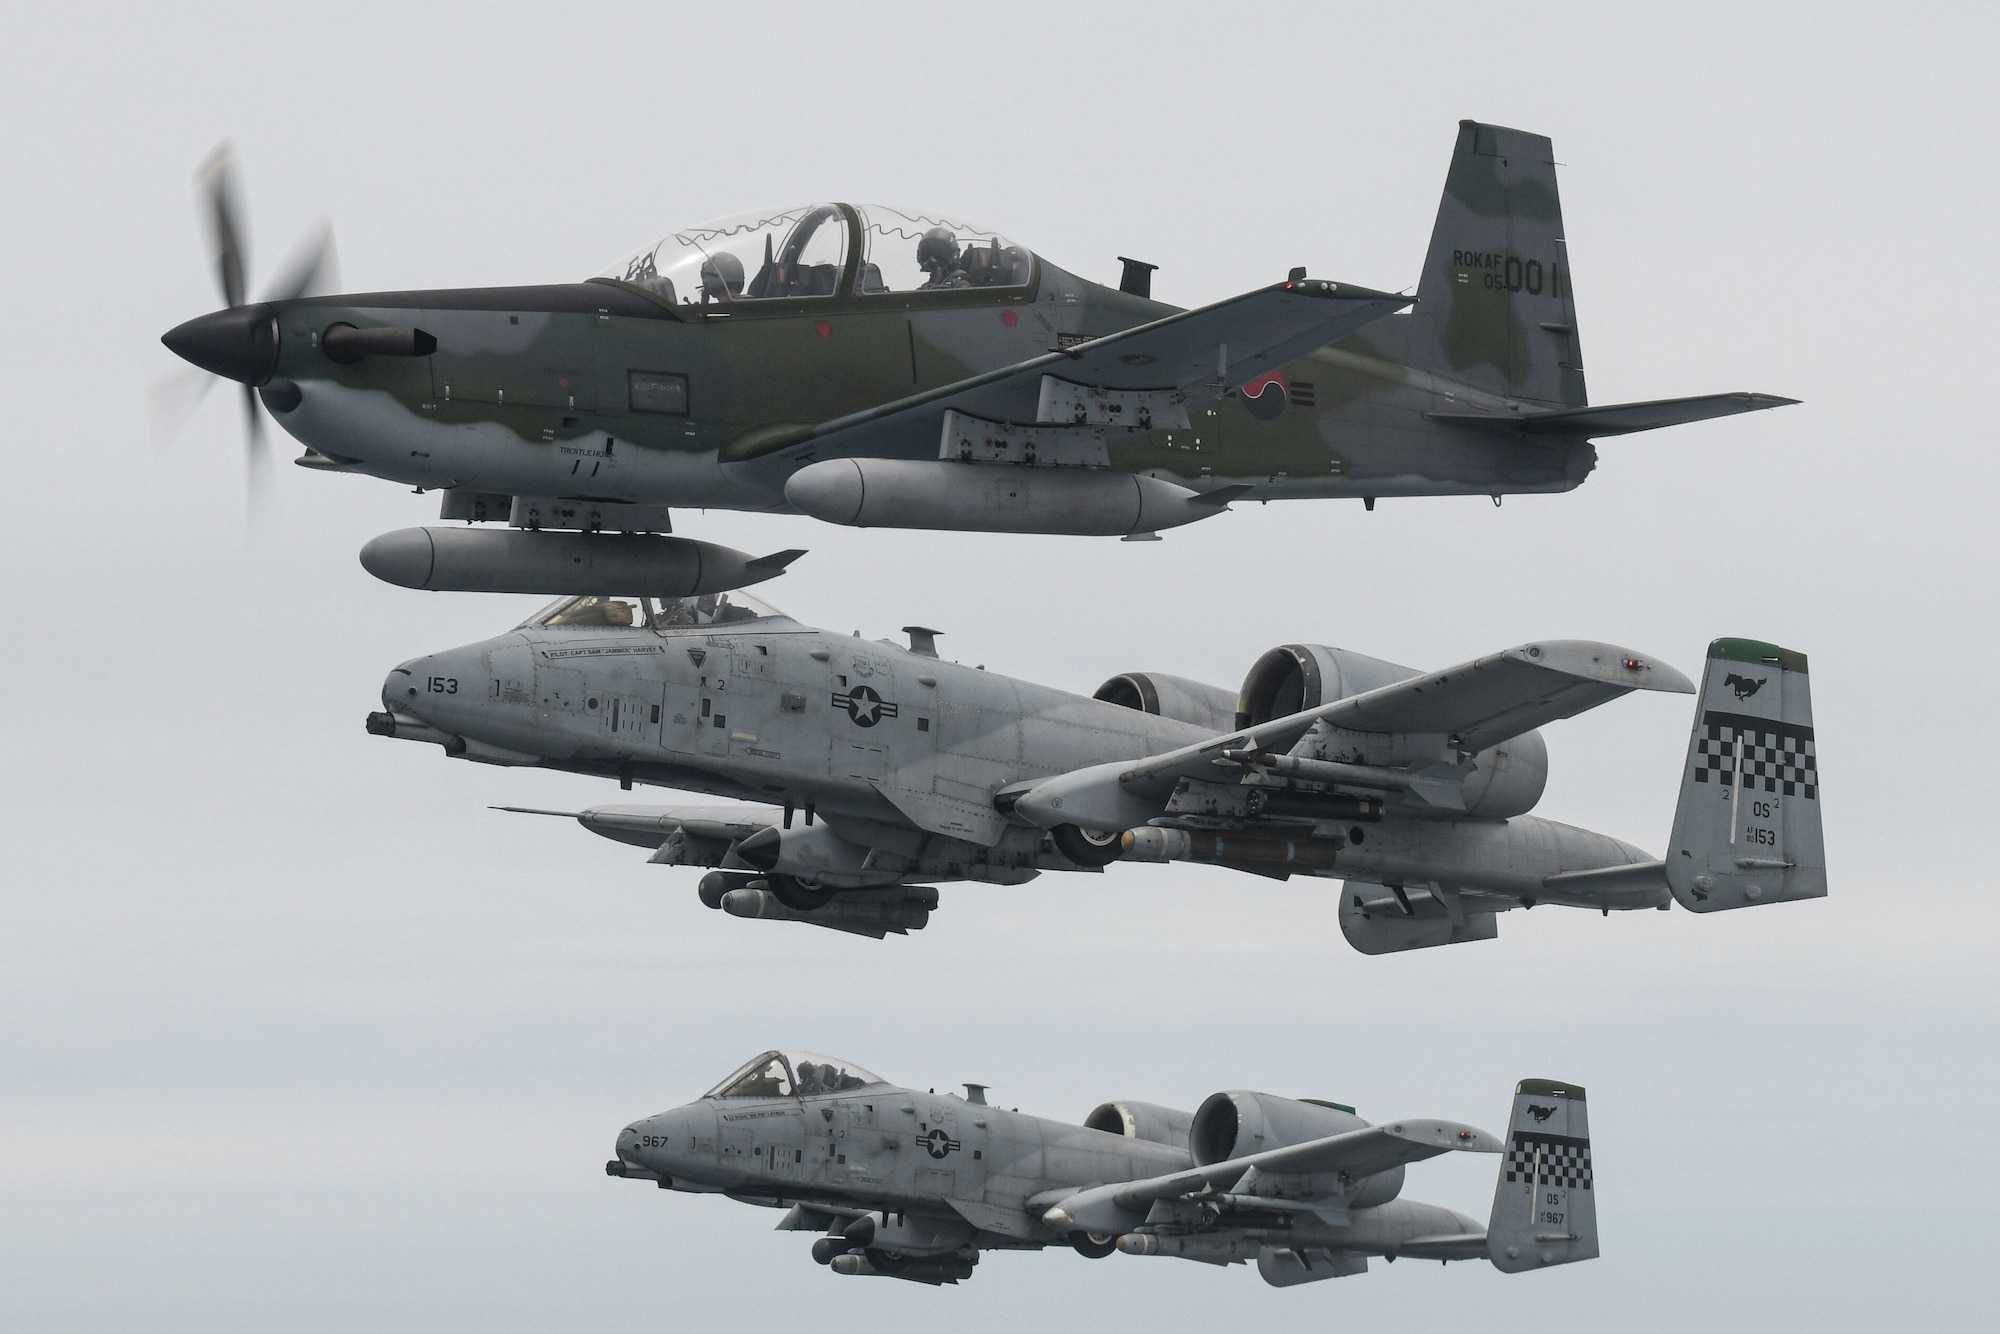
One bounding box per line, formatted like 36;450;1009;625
1666;639;1827;912
1488;1079;1597;1273
1403;120;1585;407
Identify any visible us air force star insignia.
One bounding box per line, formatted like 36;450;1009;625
831;684;899;728
919;1129;961;1159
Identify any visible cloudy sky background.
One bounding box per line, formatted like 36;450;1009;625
2;2;1993;1328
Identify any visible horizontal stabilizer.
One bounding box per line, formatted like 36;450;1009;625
1399;1233;1490;1261
1430;391;1797;438
1540;860;1669;909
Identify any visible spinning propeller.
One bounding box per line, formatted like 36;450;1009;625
153;140;339;506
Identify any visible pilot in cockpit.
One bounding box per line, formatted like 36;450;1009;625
543;595;637;628
794;1060;865;1095
699;252;745;302
917;226;966;289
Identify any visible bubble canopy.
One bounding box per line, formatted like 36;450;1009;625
517;590;784;633
601;204;1034;304
703;1051;886;1099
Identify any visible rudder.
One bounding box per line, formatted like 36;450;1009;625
1403;120;1584;408
1488;1078;1597;1273
1666;639;1827;912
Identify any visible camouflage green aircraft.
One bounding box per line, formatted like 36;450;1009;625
162;121;1793;593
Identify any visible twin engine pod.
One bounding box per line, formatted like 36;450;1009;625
784;458;1235;537
1192;1090;1406;1207
359;526;803;596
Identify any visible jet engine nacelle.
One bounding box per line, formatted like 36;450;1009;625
1092;672;1238;732
1191;1091;1404;1207
1083;1099;1196;1148
1237;644;1417;726
1238;643;1549;820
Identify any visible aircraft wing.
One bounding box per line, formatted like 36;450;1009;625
1011;642;1690;831
1303;639;1694;751
1043;1120;1498;1234
722;278;1411;475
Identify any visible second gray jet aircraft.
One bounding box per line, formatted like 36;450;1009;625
372;592;1825;944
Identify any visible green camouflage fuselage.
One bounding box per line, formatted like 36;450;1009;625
267;254;1592;513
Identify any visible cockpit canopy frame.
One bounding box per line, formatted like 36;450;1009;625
702;1050;886;1100
599;203;1037;311
517;590;785;634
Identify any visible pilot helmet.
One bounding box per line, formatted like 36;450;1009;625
700;251;745;297
916;226;960;274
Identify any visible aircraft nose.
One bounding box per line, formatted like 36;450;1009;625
161;304;280;385
382;660;426;712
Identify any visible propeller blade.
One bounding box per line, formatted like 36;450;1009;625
261;219;340;303
146;365;217;453
196;140;248;309
242;383;277;511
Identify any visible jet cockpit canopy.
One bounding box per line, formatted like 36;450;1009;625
518;591;784;633
602;204;1034;305
703;1050;885;1100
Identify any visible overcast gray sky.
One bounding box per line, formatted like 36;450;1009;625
2;1;1994;1328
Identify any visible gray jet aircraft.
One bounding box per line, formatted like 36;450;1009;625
608;1050;1595;1287
370;592;1825;946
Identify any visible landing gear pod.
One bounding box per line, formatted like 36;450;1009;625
358;526;803;596
1338;881;1500;954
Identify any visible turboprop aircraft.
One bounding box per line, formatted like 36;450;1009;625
369;589;1825;946
163;122;1792;595
607;1050;1595;1287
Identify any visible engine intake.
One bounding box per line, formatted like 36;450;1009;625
1083;1100;1194;1148
1236;644;1416;728
1092;672;1238;732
